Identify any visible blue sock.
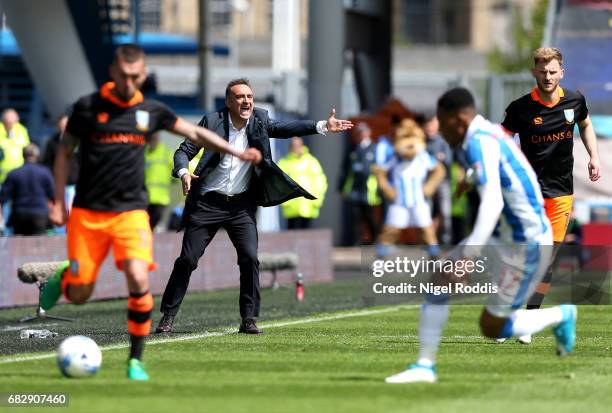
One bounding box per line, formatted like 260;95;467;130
376;244;392;258
427;244;440;257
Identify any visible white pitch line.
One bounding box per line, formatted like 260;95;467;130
0;305;417;364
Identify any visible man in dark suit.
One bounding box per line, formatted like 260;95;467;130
156;78;353;334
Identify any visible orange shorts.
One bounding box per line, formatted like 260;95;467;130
65;207;155;286
544;195;573;243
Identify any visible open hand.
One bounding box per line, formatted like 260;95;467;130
49;202;68;226
326;108;353;133
181;173;199;196
588;157;601;181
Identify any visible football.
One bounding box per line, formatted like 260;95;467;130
56;336;102;378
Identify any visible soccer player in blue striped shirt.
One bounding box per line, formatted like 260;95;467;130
385;88;577;384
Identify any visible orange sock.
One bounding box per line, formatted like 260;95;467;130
127;291;154;337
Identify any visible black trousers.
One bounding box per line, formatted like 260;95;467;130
160;191;260;318
287;217;312;230
10;212;49;236
350;202;378;245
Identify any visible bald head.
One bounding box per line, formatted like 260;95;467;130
354;122;372;142
289;137;304;156
2;108;20;131
23;143;40;163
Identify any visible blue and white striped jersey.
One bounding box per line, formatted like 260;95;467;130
461;115;551;244
388;151;438;208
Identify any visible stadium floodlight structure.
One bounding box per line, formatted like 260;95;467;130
307;0;392;243
542;0;559;46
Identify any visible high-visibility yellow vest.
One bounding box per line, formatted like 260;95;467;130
188;148;204;175
0;122;30;184
451;162;468;217
277;147;328;219
145;142;174;206
341;171;381;206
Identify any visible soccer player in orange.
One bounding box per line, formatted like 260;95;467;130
501;47;601;343
42;44;261;380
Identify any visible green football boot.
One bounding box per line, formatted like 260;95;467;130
127;358;150;381
40;260;70;311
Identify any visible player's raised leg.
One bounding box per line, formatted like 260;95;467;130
482;242;577;356
41;208;111;310
481;305;577;356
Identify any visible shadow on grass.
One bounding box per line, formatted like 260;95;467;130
329;375;382;383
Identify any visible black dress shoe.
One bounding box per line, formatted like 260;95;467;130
155;314;175;333
239;317;262;334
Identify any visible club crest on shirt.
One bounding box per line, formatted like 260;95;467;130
533;116;543;125
97;112;109;124
135;110;150;131
564;109;574;124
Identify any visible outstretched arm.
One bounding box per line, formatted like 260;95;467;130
324;108;353;133
266;107;353;138
578;116;601;182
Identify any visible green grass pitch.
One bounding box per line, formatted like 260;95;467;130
1;281;611;413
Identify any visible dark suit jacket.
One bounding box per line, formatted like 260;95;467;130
174;107;318;228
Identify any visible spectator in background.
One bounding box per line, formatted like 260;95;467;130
417;111;452;245
0;108;31;234
43;114;79;212
145;132;175;230
0;108;30;185
0;144;54;236
278;137;328;229
338;122;381;245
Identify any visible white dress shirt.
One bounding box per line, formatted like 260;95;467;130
178;117;329;196
199;117;252;195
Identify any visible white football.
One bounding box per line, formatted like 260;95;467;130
56;335;102;378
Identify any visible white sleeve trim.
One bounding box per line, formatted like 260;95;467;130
316;120;328;135
178;168;189;179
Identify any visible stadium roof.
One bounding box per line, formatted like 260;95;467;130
0;29;229;57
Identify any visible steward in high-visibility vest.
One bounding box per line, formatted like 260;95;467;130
145;133;175;229
337;122;381;245
0;109;30;185
277;138;328;229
